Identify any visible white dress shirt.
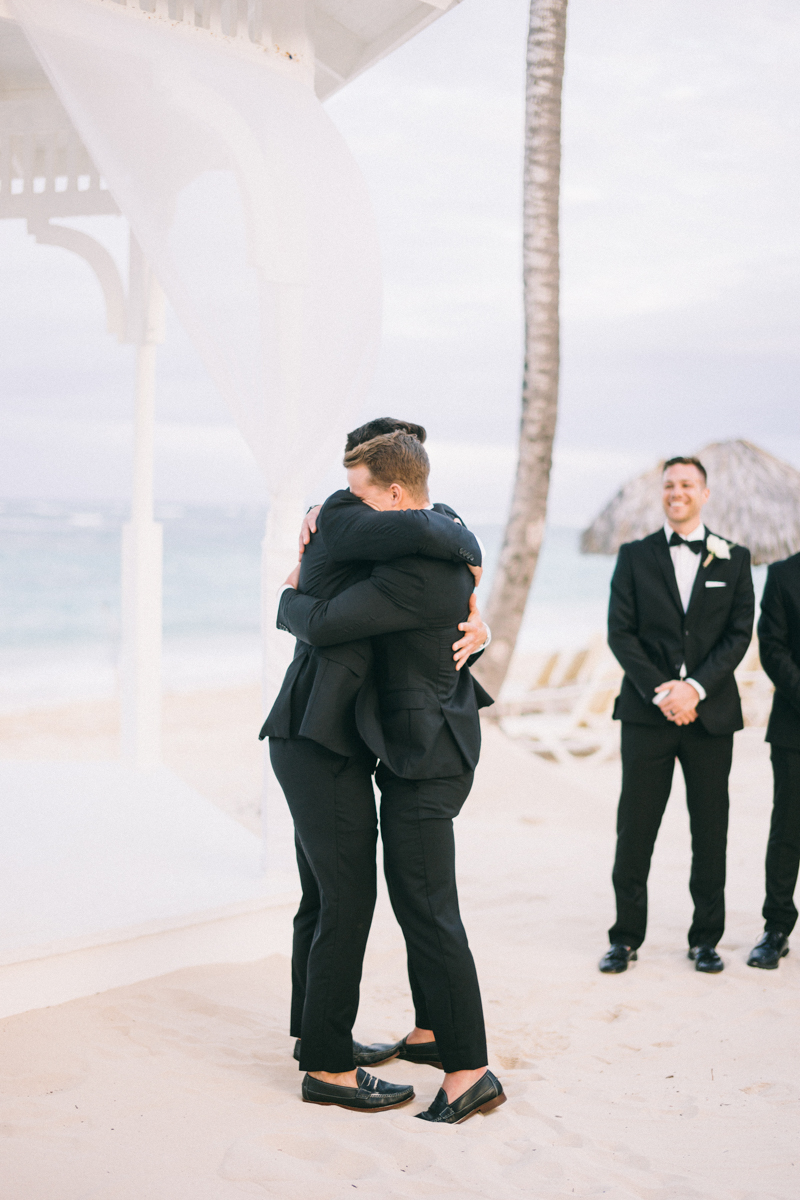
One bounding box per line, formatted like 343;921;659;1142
653;521;707;705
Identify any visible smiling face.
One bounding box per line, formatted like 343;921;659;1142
662;462;710;533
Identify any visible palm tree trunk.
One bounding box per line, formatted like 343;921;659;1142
475;0;568;699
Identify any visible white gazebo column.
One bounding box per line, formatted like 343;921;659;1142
259;0;315;871
120;235;166;769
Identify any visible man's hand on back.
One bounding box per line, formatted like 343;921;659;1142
452;593;488;671
298;505;322;558
283;563;301;591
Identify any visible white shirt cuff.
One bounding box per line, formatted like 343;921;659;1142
479;624;491;652
685;677;706;702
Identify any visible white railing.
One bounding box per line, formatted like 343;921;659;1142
0;114;119;219
111;0;267;44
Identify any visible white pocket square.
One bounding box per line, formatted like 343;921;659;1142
705;581;726;588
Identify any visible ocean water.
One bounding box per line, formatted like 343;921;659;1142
4;499;760;711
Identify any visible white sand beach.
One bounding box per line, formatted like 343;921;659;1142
0;690;796;1199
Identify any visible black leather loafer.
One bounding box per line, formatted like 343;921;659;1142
415;1070;505;1124
599;944;637;973
689;945;724;973
301;1068;414;1111
747;930;789;969
293;1038;401;1067
395;1036;443;1069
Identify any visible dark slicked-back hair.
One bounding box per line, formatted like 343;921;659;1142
663;455;707;483
345;417;426;453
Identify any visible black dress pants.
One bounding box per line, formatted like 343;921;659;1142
375;763;487;1074
609;720;734;950
763;746;800;935
269;737;377;1073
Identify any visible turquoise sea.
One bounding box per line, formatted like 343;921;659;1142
0;500;762;710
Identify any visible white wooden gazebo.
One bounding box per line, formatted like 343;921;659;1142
0;0;463;1018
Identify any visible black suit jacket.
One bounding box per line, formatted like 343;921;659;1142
260;491;483;757
276;552;493;780
608;528;754;735
758;554;800;749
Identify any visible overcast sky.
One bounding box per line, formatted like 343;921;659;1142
1;0;799;524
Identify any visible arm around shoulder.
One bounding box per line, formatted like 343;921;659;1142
319;490;481;567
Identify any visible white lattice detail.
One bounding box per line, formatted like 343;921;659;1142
104;0;308;65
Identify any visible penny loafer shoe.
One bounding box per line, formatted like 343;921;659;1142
396;1036;443;1069
599;944;637;973
301;1068;414;1111
689;945;724;973
293;1039;402;1067
415;1070;506;1124
747;930;789;969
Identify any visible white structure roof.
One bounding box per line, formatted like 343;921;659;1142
0;1;463;99
0;0;463;219
312;0;461;98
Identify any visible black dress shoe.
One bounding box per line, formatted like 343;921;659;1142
689;945;724;973
599;944;637;973
293;1038;401;1067
395;1036;443;1069
747;930;789;970
301;1068;414;1111
415;1070;505;1124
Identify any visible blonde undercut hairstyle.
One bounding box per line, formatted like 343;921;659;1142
343;431;430;500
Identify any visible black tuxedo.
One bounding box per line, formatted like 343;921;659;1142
760;554;800;750
609;529;754;734
261;491;482;756
277;525;493;1074
265;491;486;1073
277;554;493;779
757;554;800;933
606;527;755;950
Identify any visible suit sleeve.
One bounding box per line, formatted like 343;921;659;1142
607;544;670;700
690;549;755;696
318;491;481;567
277;562;424;647
758;566;800;712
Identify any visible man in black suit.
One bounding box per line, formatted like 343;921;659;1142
275;431;505;1124
262;422;493;1115
601;456;754;974
748;554;800;968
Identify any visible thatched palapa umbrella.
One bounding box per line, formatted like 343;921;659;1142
581;440;800;566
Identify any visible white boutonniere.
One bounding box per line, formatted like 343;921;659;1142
703;534;732;568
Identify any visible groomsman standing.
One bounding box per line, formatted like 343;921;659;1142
748;554;800;968
600;457;754;974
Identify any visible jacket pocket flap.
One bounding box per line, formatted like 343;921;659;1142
705;581;726;588
382;689;426;712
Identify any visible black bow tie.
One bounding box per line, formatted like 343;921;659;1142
669;532;705;554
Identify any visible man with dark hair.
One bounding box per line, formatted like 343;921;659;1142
262;422;497;1118
747;553;800;968
344;416;426;453
600;457;754;974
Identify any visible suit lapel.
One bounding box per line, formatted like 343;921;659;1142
685;529;718;619
685;548;709;617
650;533;684;616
